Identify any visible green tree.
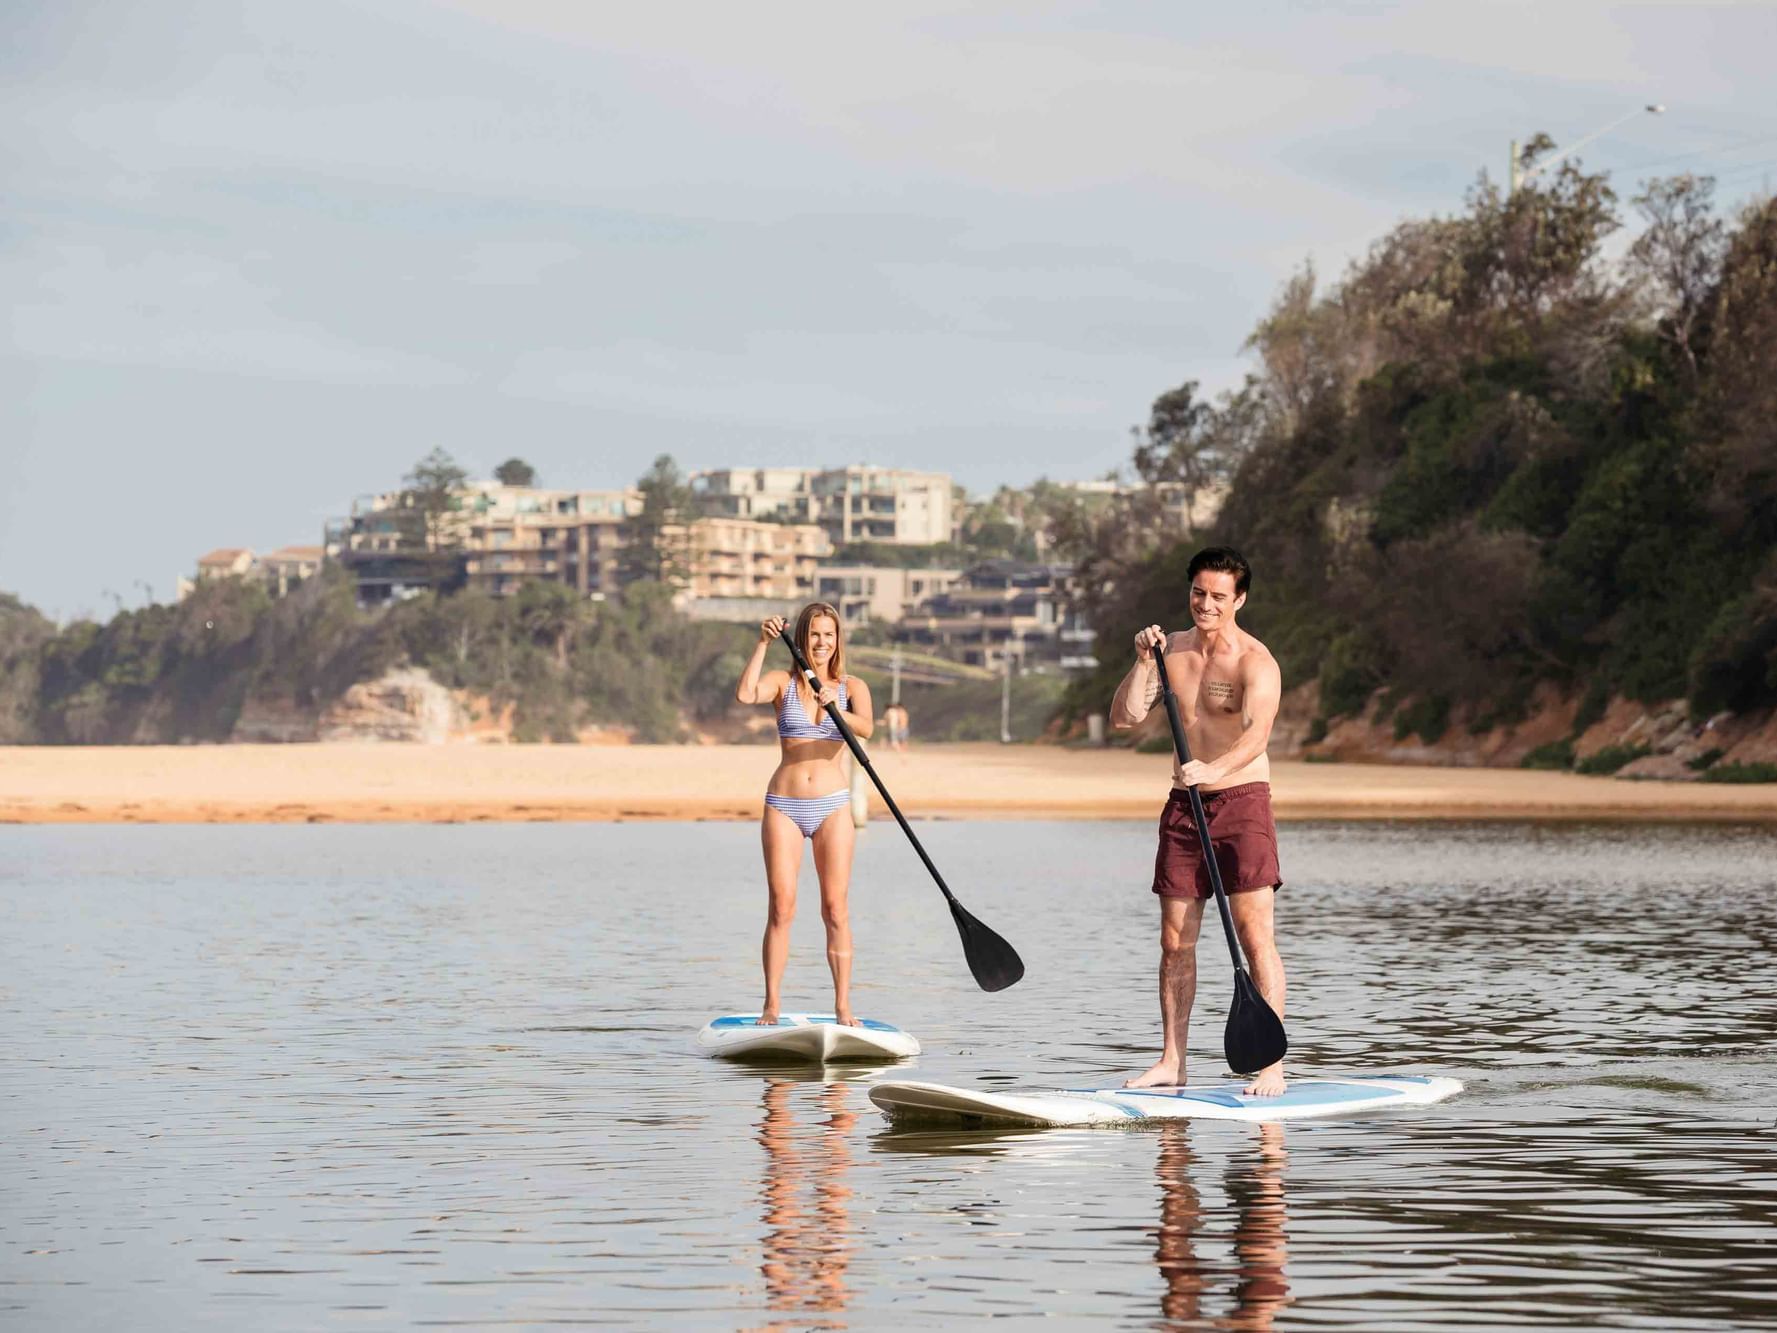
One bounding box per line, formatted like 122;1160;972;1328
620;454;697;587
251;565;397;707
1058;158;1777;740
959;486;1040;559
1695;196;1777;525
1131;379;1252;538
0;593;55;741
494;457;538;487
392;448;470;596
399;448;469;555
1630;174;1726;382
516;580;582;670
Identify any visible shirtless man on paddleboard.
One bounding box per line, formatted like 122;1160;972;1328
1109;546;1287;1096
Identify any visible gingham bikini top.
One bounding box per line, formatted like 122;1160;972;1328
776;678;849;740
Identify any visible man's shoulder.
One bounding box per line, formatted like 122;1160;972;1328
1237;630;1281;678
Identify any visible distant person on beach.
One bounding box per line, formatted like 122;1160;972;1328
884;703;910;752
734;604;874;1026
1109;546;1287;1096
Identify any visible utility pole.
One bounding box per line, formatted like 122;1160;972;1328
1510;104;1664;196
890;644;902;707
1000;651;1012;744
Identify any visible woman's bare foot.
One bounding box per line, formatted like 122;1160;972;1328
835;1007;859;1027
1124;1058;1183;1088
755;1008;780;1026
1243;1064;1286;1097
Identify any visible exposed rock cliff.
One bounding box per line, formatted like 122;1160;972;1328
316;668;462;743
231;671;498;744
1277;680;1776;780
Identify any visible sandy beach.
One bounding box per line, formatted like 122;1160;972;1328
2;743;1774;824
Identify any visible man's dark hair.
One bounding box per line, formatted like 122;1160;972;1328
1187;546;1251;596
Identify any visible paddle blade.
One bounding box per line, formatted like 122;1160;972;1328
948;898;1025;992
1224;968;1288;1075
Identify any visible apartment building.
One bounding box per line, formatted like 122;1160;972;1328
813;564;962;627
461;486;640;599
673;516;831;623
261;546;325;597
689;468;817;523
177;546;323;601
810;465;952;547
326;489;466;603
894;560;1095;671
192;548;255;582
328;478;830;613
329;483;640;603
691;465;954;549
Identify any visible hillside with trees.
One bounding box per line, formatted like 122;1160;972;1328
1056;154;1776;777
0;567;756;745
5;152;1771;765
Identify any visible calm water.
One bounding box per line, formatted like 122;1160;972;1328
3;819;1776;1330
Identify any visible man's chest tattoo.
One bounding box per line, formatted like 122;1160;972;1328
1204;680;1237;705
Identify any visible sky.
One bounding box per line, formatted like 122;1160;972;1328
5;1;1775;619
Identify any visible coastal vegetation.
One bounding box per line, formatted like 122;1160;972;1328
3;151;1770;761
1055;155;1777;767
0;567;754;744
0;566;1069;745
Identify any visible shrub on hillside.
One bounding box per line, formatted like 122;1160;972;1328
1575;743;1650;776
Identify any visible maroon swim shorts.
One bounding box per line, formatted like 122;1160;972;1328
1152;782;1282;900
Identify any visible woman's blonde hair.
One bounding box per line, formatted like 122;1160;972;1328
793;602;846;683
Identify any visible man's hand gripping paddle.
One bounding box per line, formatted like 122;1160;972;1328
781;630;1024;992
1150;641;1288;1075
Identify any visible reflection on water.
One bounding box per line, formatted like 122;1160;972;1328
1228;1125;1290;1329
757;1078;855;1324
3;820;1776;1329
1156;1122;1210;1326
1155;1122;1292;1330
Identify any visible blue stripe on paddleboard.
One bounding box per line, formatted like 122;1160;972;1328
708;1014;903;1033
1109;1082;1406;1109
1096;1099;1146;1118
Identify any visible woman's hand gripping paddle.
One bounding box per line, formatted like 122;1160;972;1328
1150;641;1288;1075
780;631;1024;992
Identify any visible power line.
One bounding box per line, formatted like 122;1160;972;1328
1614;130;1777;180
1709;156;1777;187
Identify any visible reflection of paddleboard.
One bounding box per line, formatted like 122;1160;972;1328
871;1075;1462;1126
695;1014;921;1062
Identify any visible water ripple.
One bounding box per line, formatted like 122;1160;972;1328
2;820;1775;1329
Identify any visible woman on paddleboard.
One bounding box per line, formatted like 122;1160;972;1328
734;603;874;1027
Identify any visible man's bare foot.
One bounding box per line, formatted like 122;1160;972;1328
1243;1065;1286;1097
1124;1058;1183;1088
835;1008;859;1027
755;1008;780;1026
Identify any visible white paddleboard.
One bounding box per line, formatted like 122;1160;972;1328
870;1075;1462;1126
695;1013;921;1062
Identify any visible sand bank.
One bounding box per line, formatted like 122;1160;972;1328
2;743;1775;824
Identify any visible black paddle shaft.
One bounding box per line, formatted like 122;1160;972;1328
779;634;958;906
1149;642;1246;968
778;628;1024;991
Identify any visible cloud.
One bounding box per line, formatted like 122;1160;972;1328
3;0;1775;614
